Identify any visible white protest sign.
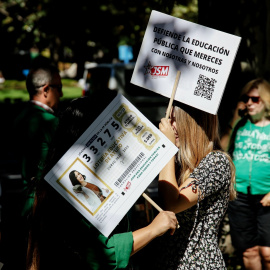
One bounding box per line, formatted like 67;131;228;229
45;94;178;237
131;10;241;114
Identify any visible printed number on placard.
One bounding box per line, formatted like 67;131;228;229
83;154;91;162
84;120;121;162
97;137;106;146
111;121;119;130
103;121;119;138
90;145;98;154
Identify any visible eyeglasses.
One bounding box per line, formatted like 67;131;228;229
35;84;46;89
35;84;62;92
241;95;260;103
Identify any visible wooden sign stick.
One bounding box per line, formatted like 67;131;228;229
142;192;180;228
141;72;182;228
165;70;181;119
142;192;163;212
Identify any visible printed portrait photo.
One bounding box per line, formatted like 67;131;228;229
57;158;113;215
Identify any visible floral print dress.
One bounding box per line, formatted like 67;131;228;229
156;151;232;270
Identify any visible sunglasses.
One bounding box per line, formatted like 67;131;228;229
36;84;63;92
241;95;260;103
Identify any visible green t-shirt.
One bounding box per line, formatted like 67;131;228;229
80;218;134;269
13;102;59;216
232;119;270;195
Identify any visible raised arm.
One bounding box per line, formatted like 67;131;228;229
158;178;198;213
158;118;198;213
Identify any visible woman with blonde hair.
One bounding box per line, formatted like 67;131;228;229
241;78;270;116
222;78;270;270
155;102;236;269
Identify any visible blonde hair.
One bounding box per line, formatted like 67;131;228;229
241;78;270;119
173;103;236;200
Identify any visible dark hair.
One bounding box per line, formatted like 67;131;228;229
69;170;86;186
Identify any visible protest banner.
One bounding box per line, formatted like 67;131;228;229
131;10;241;114
44;94;178;237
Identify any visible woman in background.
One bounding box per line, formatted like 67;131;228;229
222;78;270;269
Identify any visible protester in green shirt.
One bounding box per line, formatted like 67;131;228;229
1;64;63;270
14;63;63;217
26;94;177;270
223;78;270;269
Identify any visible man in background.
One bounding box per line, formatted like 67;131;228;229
2;63;63;270
15;63;63;216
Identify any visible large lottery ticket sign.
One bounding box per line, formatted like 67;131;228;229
131;10;241;114
45;94;178;237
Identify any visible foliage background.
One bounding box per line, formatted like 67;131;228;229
1;0;270;117
1;0;270;172
1;1;270;268
0;0;197;79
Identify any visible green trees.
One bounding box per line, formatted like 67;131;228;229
1;0;269;88
0;0;198;79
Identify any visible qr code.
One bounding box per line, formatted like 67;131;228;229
194;74;217;100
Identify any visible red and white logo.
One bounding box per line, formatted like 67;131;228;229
144;61;169;77
124;181;131;192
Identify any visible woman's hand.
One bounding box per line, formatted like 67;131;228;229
148;211;177;236
260;192;270;206
131;211;177;255
159;118;176;144
233;101;246;123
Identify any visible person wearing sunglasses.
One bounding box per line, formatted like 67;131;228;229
5;63;63;270
222;78;270;269
14;62;63;215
